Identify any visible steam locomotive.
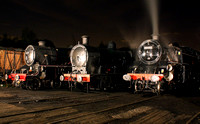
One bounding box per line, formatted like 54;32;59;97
123;35;200;94
6;41;71;90
60;35;132;92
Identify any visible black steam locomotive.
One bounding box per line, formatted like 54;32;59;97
60;35;132;92
123;36;200;94
7;41;71;90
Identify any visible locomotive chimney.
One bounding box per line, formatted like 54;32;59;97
152;34;159;40
107;41;116;49
38;41;46;47
81;35;89;45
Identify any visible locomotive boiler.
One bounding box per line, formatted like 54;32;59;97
7;41;71;90
123;35;200;94
25;41;57;66
60;35;132;92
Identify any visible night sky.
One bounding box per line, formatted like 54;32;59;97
0;0;200;50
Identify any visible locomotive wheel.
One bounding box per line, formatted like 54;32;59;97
100;77;106;91
30;78;41;90
20;82;27;89
26;81;31;90
12;81;18;87
130;80;135;93
68;80;72;91
134;80;144;93
15;81;21;87
134;80;138;93
100;76;108;91
100;76;112;91
68;76;77;91
50;80;62;89
60;81;68;89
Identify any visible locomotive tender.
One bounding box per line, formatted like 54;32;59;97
60;35;132;92
7;41;71;89
123;35;200;94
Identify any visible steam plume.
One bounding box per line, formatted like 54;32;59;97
145;0;159;38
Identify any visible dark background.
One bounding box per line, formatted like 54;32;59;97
0;0;200;50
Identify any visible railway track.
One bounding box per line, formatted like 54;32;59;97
49;96;157;124
186;111;200;124
7;92;110;104
0;93;125;115
0;93;158;124
0;88;196;123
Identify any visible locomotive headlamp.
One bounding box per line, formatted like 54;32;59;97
150;75;160;82
178;51;181;55
161;69;164;73
70;44;88;67
123;74;131;81
60;75;64;81
77;75;82;82
138;39;162;65
25;45;35;66
167;64;173;72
